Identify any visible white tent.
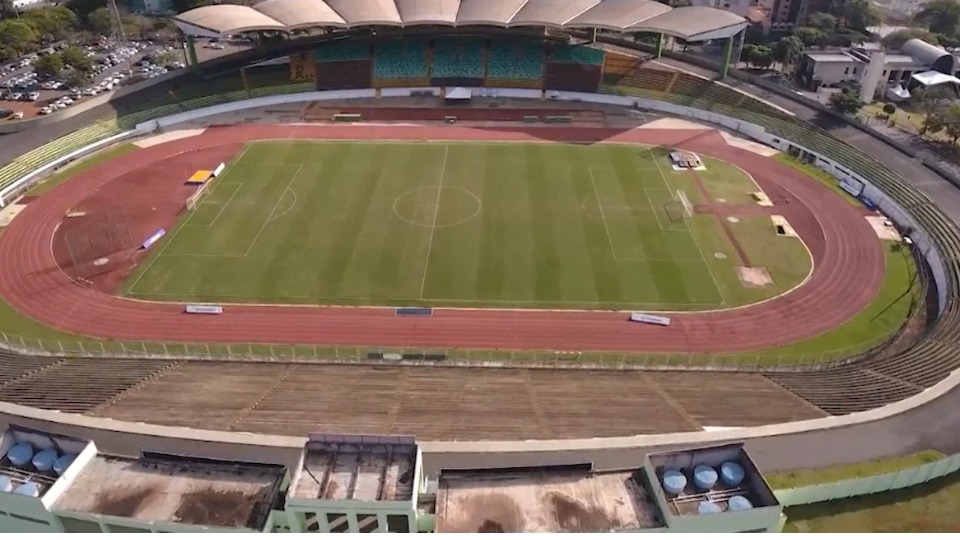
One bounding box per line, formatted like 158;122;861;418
911;70;960;89
444;87;472;101
886;85;910;102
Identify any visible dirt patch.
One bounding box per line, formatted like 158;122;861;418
547;492;621;532
0;204;26;227
49;143;243;294
865;215;903;241
175;487;266;528
737;266;774;287
92;484;158;517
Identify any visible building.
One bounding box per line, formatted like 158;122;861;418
1;423;780;534
431;443;783;533
797;38;959;98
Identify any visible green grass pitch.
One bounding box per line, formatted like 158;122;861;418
122;141;811;310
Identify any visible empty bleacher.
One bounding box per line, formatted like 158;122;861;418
430;37;485;86
314;40;373;91
544;43;604;92
374;38;429;87
485;38;544;89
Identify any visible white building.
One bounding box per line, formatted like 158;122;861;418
797;38;955;99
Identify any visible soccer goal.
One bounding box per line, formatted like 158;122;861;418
676;189;694;218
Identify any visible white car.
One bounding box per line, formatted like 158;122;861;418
38;106;52;115
27;91;39;101
12;111;23;119
60;97;74;105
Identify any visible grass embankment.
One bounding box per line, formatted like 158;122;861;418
766;450;944;489
772;451;959;533
26;144;138;196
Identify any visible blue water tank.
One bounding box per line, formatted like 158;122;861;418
662;469;687;494
32;448;58;472
693;464;718;490
697;501;722;515
720;461;746;487
13;482;40;497
728;495;754;511
0;475;12;492
54;454;76;476
6;442;33;467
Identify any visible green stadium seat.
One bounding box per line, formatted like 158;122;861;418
374;39;429;79
487;39;544;80
431;38;484;79
548;44;605;66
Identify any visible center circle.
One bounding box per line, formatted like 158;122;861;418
393;186;482;228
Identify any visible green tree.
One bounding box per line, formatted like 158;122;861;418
66;0;105;21
86;6;114;35
942;103;960;143
62;67;89;88
61;45;91;71
0;20;40;55
772;35;804;70
23;6;78;41
914;0;960;36
881;28;939;49
793;26;825;46
0;0;16;20
839;0;880;31
913;86;951;134
33;52;64;77
829;87;864;115
883;103;896;115
806;12;838;31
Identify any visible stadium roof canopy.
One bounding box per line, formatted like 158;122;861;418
174;0;747;41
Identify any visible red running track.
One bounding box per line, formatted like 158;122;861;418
0;124;885;352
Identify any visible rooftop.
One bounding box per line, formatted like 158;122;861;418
647;443;780;518
805;52;862;63
435;467;661;533
290;434;418;502
53;455;284;530
174;0;746;41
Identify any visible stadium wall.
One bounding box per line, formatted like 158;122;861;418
0;89;956;473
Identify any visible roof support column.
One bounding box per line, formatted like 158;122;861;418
185;34;198;70
655;33;664;59
720;35;733;78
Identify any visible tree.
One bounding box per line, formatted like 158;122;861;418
0;0;16;20
792;26;825;46
806;12;838;32
86;7;114;35
883;103;897;115
0;20;40;55
913;86;951;134
829;87;864;115
772;35;804;70
742;44;774;70
62;67;89;88
942;103;960;144
914;0;960;36
33;52;64;77
881;28;939;49
23;6;78;41
61;45;91;71
839;0;880;31
65;0;105;21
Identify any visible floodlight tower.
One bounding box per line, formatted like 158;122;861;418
108;0;127;42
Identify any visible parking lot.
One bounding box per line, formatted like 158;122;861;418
0;40;187;121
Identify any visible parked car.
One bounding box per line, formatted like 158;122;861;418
0;108;12;118
38;106;52;115
11;111;23;120
27;91;39;102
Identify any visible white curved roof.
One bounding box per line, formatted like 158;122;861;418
255;0;346;29
175;0;746;40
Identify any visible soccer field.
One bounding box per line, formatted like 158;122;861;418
123;141;811;310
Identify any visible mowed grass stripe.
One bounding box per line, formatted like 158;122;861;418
122;141;808;310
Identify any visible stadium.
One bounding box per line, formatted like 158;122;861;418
0;0;957;533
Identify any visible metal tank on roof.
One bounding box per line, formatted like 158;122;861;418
902;38;956;74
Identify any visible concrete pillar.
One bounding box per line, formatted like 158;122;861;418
185;34;198;69
720;36;734;79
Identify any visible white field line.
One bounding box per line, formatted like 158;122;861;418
243;165;303;257
588;168;621;261
418;144;449;299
